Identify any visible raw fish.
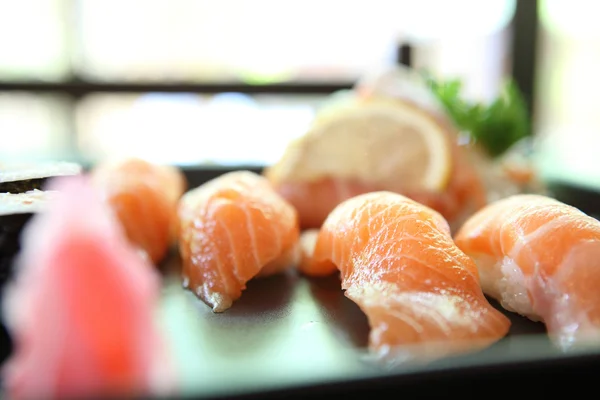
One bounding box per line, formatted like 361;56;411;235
178;170;300;312
306;191;511;362
454;194;600;350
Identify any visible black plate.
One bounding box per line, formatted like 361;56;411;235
547;179;600;218
156;254;600;399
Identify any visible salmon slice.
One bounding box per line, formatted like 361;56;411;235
297;229;322;277
266;144;487;232
178;170;300;312
308;191;511;362
2;175;174;400
454;194;600;350
91;158;187;265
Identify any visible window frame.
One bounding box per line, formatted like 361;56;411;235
0;1;539;155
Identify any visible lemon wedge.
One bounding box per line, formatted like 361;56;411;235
267;98;455;192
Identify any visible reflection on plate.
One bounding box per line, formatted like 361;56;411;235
157;254;559;399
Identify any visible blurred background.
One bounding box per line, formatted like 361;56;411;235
0;0;598;194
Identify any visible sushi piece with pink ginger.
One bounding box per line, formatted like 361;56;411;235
1;175;176;400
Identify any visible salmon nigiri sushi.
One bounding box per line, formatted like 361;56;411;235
297;229;321;277
264;101;488;232
454;194;600;350
91;157;187;265
178;170;300;312
306;191;511;362
2;175;174;400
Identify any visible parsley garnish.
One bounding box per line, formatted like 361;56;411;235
425;74;531;158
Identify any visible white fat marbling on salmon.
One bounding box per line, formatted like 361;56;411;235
346;281;506;364
178;171;298;313
313;192;511;364
456;194;600;351
471;253;539;321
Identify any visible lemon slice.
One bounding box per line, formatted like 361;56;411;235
267;98;454;192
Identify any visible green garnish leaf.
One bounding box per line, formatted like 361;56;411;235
424;73;531;158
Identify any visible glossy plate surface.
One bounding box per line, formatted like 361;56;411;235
156;254;598;399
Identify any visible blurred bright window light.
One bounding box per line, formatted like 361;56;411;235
395;0;516;40
75;0;399;82
75;93;316;166
0;0;518;166
541;0;600;39
0;0;68;80
534;0;600;188
74;0;515;82
536;126;600;190
0;94;71;162
404;0;515;102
